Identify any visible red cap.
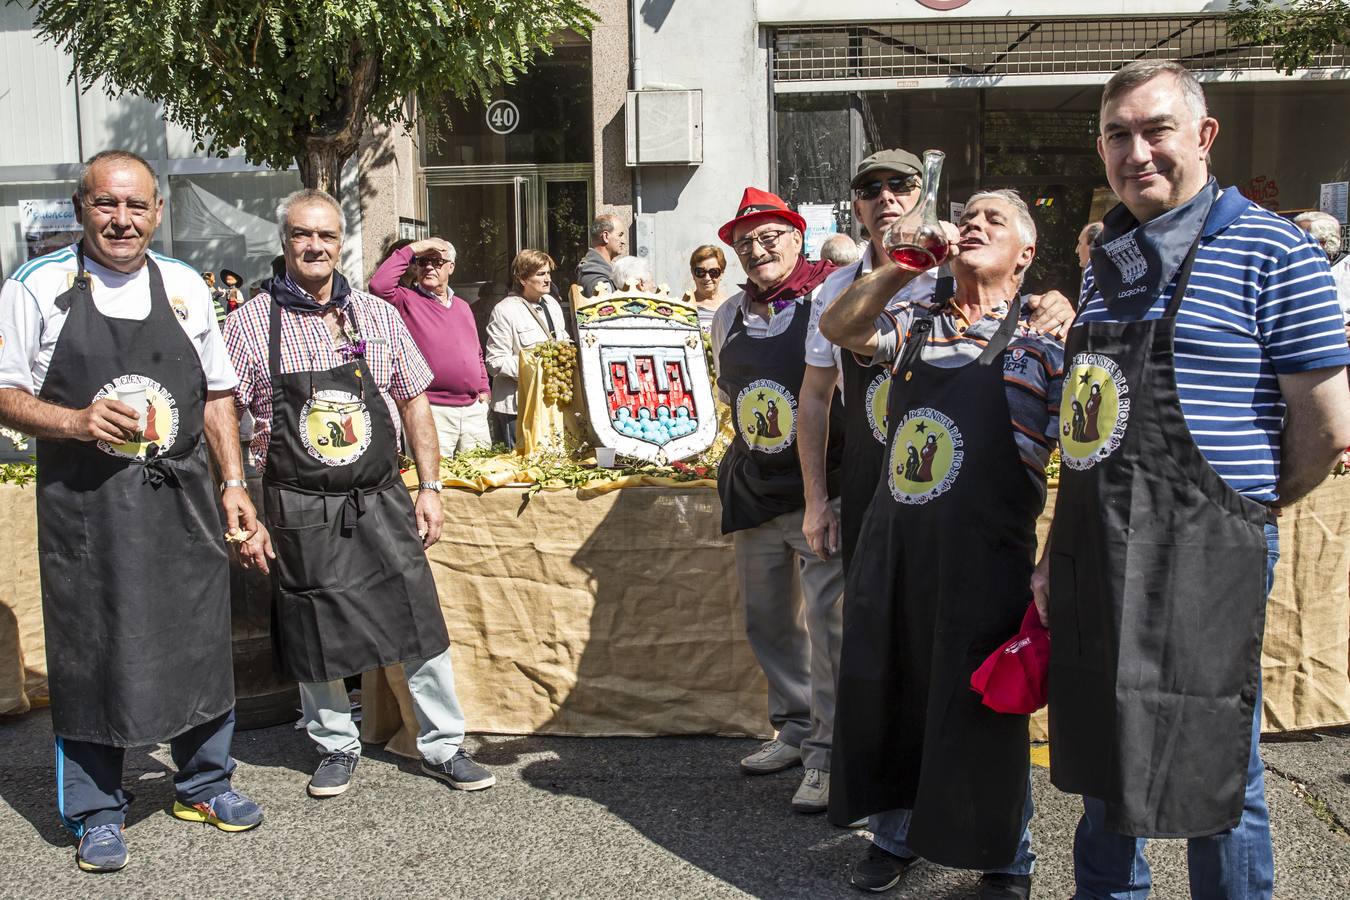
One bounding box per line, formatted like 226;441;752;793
969;603;1050;715
718;187;809;246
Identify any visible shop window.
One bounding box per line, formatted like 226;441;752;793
424;43;593;167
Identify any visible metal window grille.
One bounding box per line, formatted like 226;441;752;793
772;16;1350;82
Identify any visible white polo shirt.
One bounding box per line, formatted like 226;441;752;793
0;244;237;395
804;243;939;389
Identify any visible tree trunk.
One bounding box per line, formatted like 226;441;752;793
297;142;346;198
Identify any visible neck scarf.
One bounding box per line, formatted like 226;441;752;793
741;256;835;315
268;270;354;314
1090;177;1219;315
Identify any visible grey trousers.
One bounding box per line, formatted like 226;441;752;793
732;500;845;771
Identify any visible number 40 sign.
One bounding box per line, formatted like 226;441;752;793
486;100;520;135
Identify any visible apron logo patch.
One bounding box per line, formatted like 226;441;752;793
865;372;891;445
1060;352;1131;470
1103;233;1148;285
735;379;797;454
888;406;964;505
92;375;180;460
300;390;373;467
170;297;190;321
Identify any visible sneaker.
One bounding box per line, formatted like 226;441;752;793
739;739;803;775
307;750;359;798
76;823;128;873
171;789;263;832
977;872;1032;900
850;842;919;892
791;767;829;813
421;749;497;791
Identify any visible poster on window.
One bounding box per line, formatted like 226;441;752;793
1319;182;1348;224
798;203;838;260
20;199;81;260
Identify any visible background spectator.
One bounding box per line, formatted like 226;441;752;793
610;254;654;292
1076;221;1104;269
1293;211;1350;330
575;214;627;297
818;233;860;266
682;244;729;332
485;249;569;448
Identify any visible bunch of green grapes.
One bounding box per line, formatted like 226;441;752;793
537;340;578;405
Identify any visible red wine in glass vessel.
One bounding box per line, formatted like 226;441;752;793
884;149;949;272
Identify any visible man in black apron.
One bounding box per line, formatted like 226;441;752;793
709;188;846;815
0;150;267;872
1031;61;1350;898
222;189;494;800
819;191;1063;899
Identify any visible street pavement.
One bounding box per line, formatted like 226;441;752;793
0;708;1347;898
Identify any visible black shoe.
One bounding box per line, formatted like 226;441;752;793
307;751;358;798
421;749;497;791
851;842;919;893
977;872;1032;900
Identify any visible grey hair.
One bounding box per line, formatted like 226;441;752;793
590;214;622;245
276;189;346;244
76;149;160;202
966;189;1037;247
819;233;861;266
1083;221;1104;245
438;240;459;263
1101;60;1208;126
1294;211;1343;257
609;254;652;290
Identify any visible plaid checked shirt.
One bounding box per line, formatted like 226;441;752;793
223;287;433;471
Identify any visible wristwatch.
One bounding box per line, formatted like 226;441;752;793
220;479;248;492
418;481;444;493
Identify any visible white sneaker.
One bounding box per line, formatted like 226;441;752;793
739;739;803;775
792;767;829;813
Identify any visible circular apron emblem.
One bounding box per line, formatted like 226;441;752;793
735;378;797;454
1060;352;1131;471
865;371;891;445
300;390;373;466
170;296;190;321
888;406;964;504
93;374;180;459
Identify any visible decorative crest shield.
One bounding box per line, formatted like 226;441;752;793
574;284;718;465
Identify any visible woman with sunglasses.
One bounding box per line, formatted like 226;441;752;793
682;244;729;332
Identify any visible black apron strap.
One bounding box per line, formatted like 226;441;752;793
268;294;283;380
1162;230;1206;320
975;297;1023;366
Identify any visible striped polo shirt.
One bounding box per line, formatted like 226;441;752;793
1076;187;1350;503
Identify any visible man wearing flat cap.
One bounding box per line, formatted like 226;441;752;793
710;187;846;814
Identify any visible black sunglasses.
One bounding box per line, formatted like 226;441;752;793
693;266;723;279
853;175;921;201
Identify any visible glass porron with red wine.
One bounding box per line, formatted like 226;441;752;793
883;149;950;272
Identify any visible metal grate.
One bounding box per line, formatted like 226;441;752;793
772;16;1350;82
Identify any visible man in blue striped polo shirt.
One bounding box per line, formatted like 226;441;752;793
1033;61;1350;899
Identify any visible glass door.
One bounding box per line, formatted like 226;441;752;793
542;178;591;309
425;177;529;310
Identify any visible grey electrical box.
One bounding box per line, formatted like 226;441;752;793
625;90;703;166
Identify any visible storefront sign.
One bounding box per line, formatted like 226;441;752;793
1320;181;1348;224
19;199;80;261
485;99;520;135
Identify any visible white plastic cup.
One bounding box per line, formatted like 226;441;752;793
114;384;148;431
595;447;617;468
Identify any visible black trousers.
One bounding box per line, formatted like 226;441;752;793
55;709;237;835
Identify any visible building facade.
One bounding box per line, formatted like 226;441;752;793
2;1;1347;318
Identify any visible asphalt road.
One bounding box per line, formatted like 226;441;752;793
0;709;1347;898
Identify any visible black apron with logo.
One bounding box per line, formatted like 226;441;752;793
716;297;843;534
1048;234;1270;838
830;305;1040;870
36;248;234;746
263;298;448;683
838;275;953;568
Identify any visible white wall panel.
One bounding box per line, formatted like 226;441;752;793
0;6;79;166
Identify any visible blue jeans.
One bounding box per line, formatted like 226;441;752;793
1073;521;1279;900
870;773;1037;876
300;649;466;766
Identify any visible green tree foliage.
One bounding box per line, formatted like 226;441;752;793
1229;0;1350;75
20;1;596;195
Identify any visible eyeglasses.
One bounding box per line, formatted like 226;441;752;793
692;266;723;279
731;229;791;257
414;257;450;268
853;175;921;201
